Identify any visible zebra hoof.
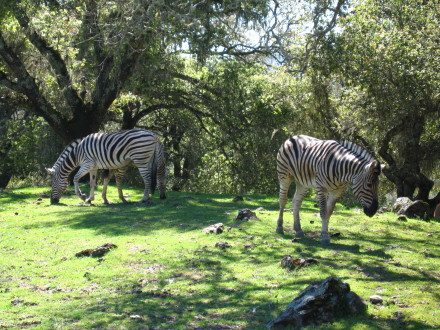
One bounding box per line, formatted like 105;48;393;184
276;227;284;234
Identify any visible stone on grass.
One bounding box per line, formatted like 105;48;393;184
234;208;259;221
267;276;366;329
280;255;318;270
202;223;224;234
215;241;232;249
393;197;429;219
369;295;383;305
75;243;117;257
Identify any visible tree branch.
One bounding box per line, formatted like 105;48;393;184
0;31;71;140
13;7;85;112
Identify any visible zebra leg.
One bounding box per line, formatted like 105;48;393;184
317;188;331;244
101;170;114;204
138;166;152;203
321;191;343;244
292;185;308;237
85;170;98;203
115;168;128;203
73;165;92;201
277;177;292;234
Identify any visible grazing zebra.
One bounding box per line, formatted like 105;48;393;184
46;129;166;204
276;135;383;244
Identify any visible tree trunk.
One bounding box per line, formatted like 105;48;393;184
0;173;12;189
379;115;437;204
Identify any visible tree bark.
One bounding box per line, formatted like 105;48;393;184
378;115;437;203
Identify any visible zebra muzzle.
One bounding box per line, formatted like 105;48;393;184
363;199;378;217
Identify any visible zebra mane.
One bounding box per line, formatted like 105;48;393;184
339;140;375;162
50;138;82;170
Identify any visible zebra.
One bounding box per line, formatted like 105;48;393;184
46;129;166;204
276;135;384;244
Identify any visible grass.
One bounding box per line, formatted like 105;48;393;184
0;185;439;329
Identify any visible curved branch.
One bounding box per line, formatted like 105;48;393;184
0;32;69;139
13;7;85;112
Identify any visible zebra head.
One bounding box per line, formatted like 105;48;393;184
45;167;69;204
352;160;382;217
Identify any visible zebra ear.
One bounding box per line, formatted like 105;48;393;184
45;167;55;175
366;160;379;174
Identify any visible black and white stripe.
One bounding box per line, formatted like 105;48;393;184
46;129;166;204
100;141;167;204
276;135;382;244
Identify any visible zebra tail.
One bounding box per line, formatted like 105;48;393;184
150;144;158;195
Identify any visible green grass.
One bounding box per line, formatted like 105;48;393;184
0;186;439;329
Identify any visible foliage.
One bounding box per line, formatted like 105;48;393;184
0;107;60;188
303;0;440;200
132;59;295;194
0;0;273;142
0;186;439;328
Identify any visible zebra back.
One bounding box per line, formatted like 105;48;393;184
339;140;375;163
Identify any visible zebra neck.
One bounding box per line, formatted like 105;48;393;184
337;156;368;182
57;151;78;178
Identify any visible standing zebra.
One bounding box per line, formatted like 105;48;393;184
277;135;383;244
46;129;166;204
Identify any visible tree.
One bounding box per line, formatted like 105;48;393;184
0;0;272;143
310;0;440;209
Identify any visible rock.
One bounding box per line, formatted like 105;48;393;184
215;241;232;249
267;276;366;329
393;197;412;213
397;215;407;221
393;197;429;219
280;255;318;270
233;196;244;202
369;295;383;305
202;223;224;234
75;243;117;257
234;208;259;221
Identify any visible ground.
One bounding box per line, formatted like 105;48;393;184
0;186;439;329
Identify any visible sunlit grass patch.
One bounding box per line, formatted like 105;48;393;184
0;186;439;328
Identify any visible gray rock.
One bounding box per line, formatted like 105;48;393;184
393;197;429;219
369;295;383;305
267;276;366;329
234;208;259;221
202;223;224;234
215;241;232;249
393;197;412;213
280;255;318;270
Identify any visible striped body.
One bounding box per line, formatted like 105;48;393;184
46;129;166;204
277;135;382;244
